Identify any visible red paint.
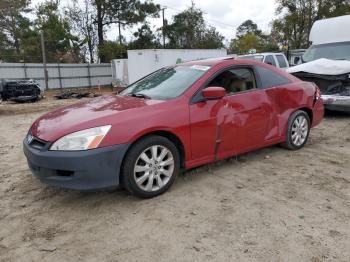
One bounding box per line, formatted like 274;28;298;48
202;86;226;99
30;59;324;170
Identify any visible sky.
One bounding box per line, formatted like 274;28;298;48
31;0;278;43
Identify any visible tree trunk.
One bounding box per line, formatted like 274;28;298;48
96;0;105;62
118;22;122;45
87;35;94;63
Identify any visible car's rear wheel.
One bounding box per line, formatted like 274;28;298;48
283;110;310;150
122;135;180;198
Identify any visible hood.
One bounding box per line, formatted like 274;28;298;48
31;95;164;141
287;58;350;76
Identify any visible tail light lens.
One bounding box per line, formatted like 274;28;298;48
315;86;321;100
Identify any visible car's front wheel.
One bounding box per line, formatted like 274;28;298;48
122;135;180;198
283;110;310;150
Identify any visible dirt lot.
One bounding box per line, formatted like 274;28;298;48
0;96;350;262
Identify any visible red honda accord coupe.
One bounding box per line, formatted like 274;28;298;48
23;58;324;198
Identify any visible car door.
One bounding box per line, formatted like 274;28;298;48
254;65;294;140
264;55;277;67
276;54;289;69
189;66;271;163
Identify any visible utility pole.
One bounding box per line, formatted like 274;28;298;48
40;32;49;91
118;22;122;45
161;7;167;48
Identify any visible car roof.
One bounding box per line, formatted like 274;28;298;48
181;56;235;66
181;57;298;82
182;56;265;67
239;52;286;56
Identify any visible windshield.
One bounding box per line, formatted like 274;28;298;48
120;65;210;100
239;55;264;62
302;41;350;62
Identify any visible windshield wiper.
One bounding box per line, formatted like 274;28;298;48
128;93;152;99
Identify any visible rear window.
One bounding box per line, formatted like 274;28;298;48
276;55;287;68
264;55;276;66
256;66;291;88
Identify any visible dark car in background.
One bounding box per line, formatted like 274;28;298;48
0;79;42;102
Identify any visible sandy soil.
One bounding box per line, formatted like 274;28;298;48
0;97;349;262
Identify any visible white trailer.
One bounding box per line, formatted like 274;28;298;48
111;59;128;87
112;49;227;86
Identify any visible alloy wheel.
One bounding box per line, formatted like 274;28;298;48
291;115;309;146
133;145;175;192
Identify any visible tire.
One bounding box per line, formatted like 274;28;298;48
282;110;310;150
122;135;180;198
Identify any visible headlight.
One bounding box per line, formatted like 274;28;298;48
50;125;111;151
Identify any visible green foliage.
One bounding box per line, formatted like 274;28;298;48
65;0;97;63
236;19;262;38
230;33;262;54
99;41;127;61
199;26;225;49
0;0;32;61
108;0;160;26
229;20;279;54
272;0;350;49
128;23;160;49
164;3;224;49
92;0;160;61
35;0;80;62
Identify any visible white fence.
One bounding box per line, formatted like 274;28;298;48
0;63;112;90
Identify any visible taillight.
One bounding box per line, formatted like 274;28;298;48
315;86;321;100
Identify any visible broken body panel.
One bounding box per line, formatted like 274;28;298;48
288;59;350;113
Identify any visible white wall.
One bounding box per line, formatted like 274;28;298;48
111;59;128;86
126;49;227;84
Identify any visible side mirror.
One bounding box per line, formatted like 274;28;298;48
202;87;225;100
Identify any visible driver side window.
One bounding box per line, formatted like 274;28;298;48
207;67;257;95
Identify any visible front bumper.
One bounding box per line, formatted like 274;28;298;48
23;139;130;191
322;95;350;113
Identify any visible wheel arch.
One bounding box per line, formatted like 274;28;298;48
298;107;313;125
122;130;186;170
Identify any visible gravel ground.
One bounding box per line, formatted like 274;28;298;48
0;97;349;262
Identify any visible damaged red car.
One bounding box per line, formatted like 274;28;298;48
23;58;324;198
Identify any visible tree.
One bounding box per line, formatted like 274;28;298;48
99;40;127;61
92;0;159;62
198;26;225;49
66;0;97;63
272;0;350;49
229;20;278;54
236;19;262;38
0;0;32;61
35;0;80;63
128;23;160;49
230;33;262;54
164;3;224;49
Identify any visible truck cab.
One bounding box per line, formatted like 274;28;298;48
302;15;350;63
288;15;350;113
238;53;289;69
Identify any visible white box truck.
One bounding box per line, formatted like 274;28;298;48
287;15;350;113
